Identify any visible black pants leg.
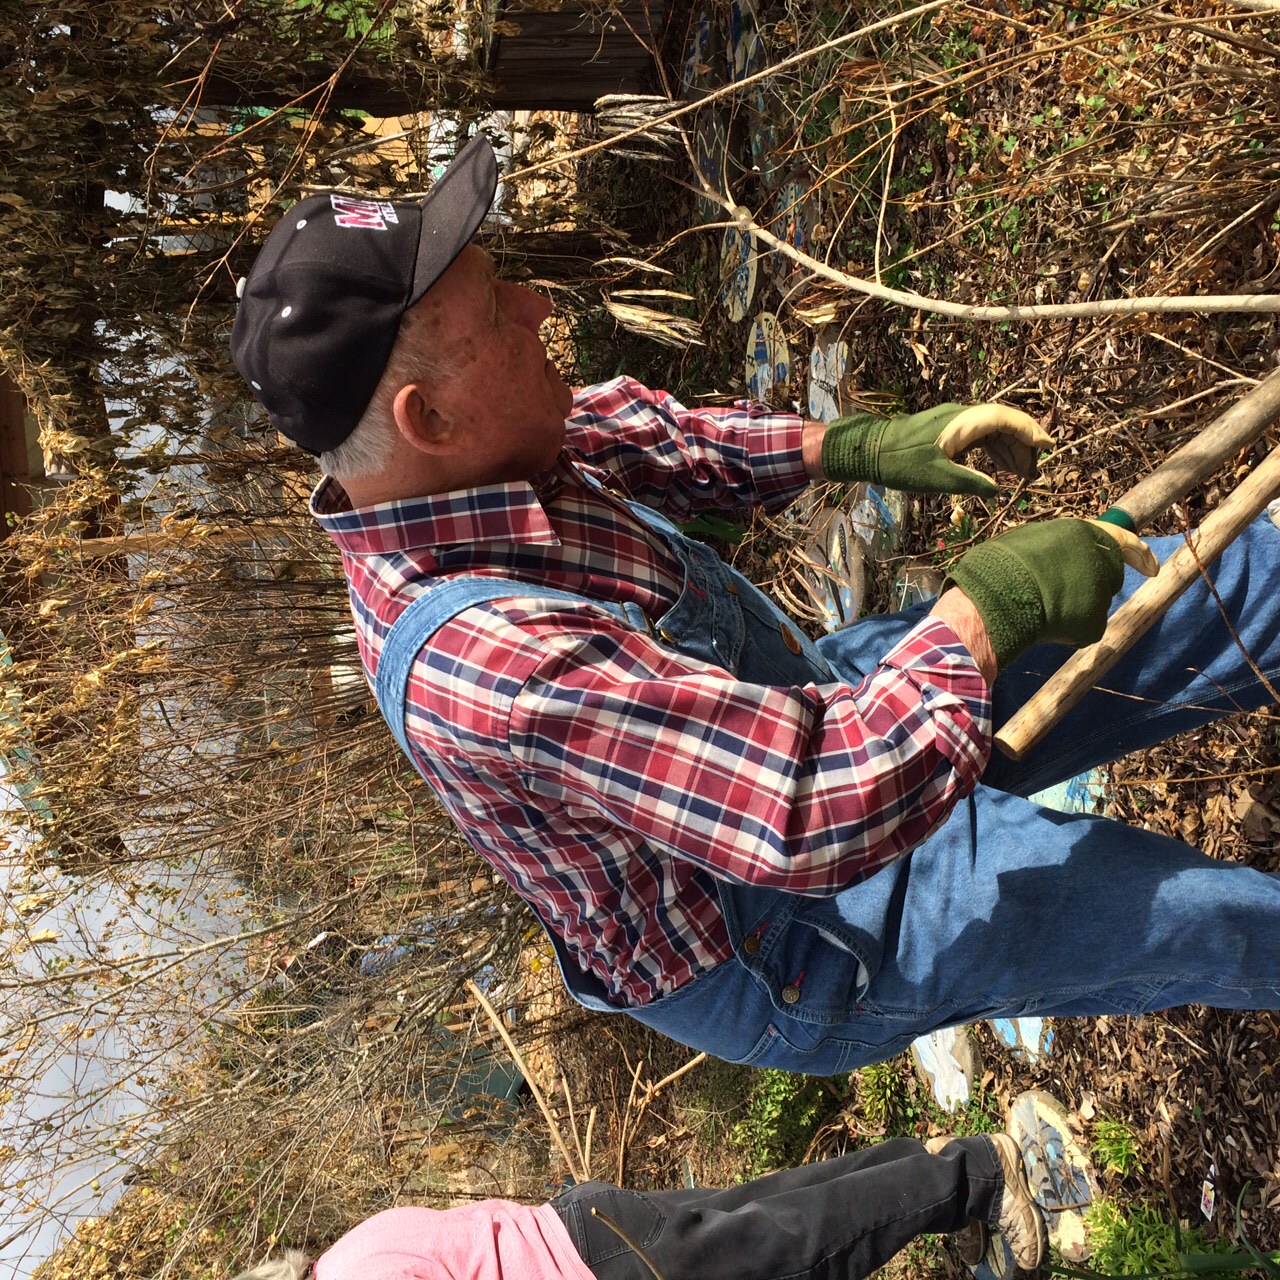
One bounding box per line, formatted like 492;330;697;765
552;1136;1003;1280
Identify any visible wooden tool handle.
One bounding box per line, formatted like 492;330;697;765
1107;366;1280;529
994;441;1280;760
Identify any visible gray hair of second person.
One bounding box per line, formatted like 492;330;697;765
316;297;456;483
231;1247;314;1280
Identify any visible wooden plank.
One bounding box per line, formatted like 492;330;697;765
0;368;44;525
484;0;666;106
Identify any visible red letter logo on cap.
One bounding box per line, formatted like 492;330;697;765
330;195;398;230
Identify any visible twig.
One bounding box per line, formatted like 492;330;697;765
562;1073;590;1179
505;0;952;183
1145;331;1260;383
590;1207;668;1280
644;1052;709;1100
1109;761;1280;786
611;1052;709;1185
1180;527;1280;708
616;1056;646;1184
874;86;900;287
1132;380;1259;422
464;979;585;1182
1173;194;1273;278
722;196;1280;322
584;1105;598;1177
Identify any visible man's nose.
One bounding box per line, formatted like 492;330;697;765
509;281;553;329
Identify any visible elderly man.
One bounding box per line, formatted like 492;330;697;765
232;136;1280;1076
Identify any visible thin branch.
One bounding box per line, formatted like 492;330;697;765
590;1207;668;1280
465;979;585;1182
721;195;1280;322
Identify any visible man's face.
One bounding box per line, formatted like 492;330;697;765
408;244;573;484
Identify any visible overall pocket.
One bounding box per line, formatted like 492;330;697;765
750;913;871;1023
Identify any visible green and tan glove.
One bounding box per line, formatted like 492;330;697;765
821;403;1053;498
944;517;1158;669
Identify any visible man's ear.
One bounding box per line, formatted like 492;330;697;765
391;382;454;455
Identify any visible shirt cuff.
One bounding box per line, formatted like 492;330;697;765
880;615;994;761
737;402;810;506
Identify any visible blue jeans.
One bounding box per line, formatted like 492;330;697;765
621;513;1280;1073
377;500;1280;1074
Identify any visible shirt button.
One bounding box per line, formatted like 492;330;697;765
779;623;802;655
741;935;760;956
781;984;801;1004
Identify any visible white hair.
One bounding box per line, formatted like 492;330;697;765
232;1247;313;1280
317;305;455;484
316;412;396;484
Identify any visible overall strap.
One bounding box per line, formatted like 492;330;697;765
374;576;630;758
373;573;635;1014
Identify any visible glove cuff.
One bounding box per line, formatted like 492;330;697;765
820;414;887;484
945;544;1045;670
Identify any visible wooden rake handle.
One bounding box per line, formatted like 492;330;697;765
1105;366;1280;529
994;385;1280;761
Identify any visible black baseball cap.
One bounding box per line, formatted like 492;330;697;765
230;135;498;455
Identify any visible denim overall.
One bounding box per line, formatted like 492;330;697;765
377;493;1280;1074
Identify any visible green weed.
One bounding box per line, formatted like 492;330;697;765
1092;1116;1144;1178
681;1058;752;1153
853;1059;908;1132
940;25;979;69
730;1068;840;1176
1083;1199;1236;1276
292;0;395;42
678;513;746;544
943;1084;1002;1139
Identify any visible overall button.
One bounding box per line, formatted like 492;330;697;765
658;627;676;644
780;984;801;1004
724;576;740;595
779;623;802;655
741;935;760;956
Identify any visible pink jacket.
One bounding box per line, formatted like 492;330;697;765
315;1202;596;1280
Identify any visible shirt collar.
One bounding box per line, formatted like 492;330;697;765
310;462;572;556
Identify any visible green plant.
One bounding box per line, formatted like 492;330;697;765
1083;1199;1236;1276
800;91;843;148
293;0;396;43
1000;202;1026;255
678;513;746;544
1092;1116;1144;1178
894;1231;947;1277
680;1058;751;1154
942;1082;1001;1138
730;1069;839;1176
854;1060;907;1132
940;25;979;68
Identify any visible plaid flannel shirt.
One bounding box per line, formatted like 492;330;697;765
312;377;992;1005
